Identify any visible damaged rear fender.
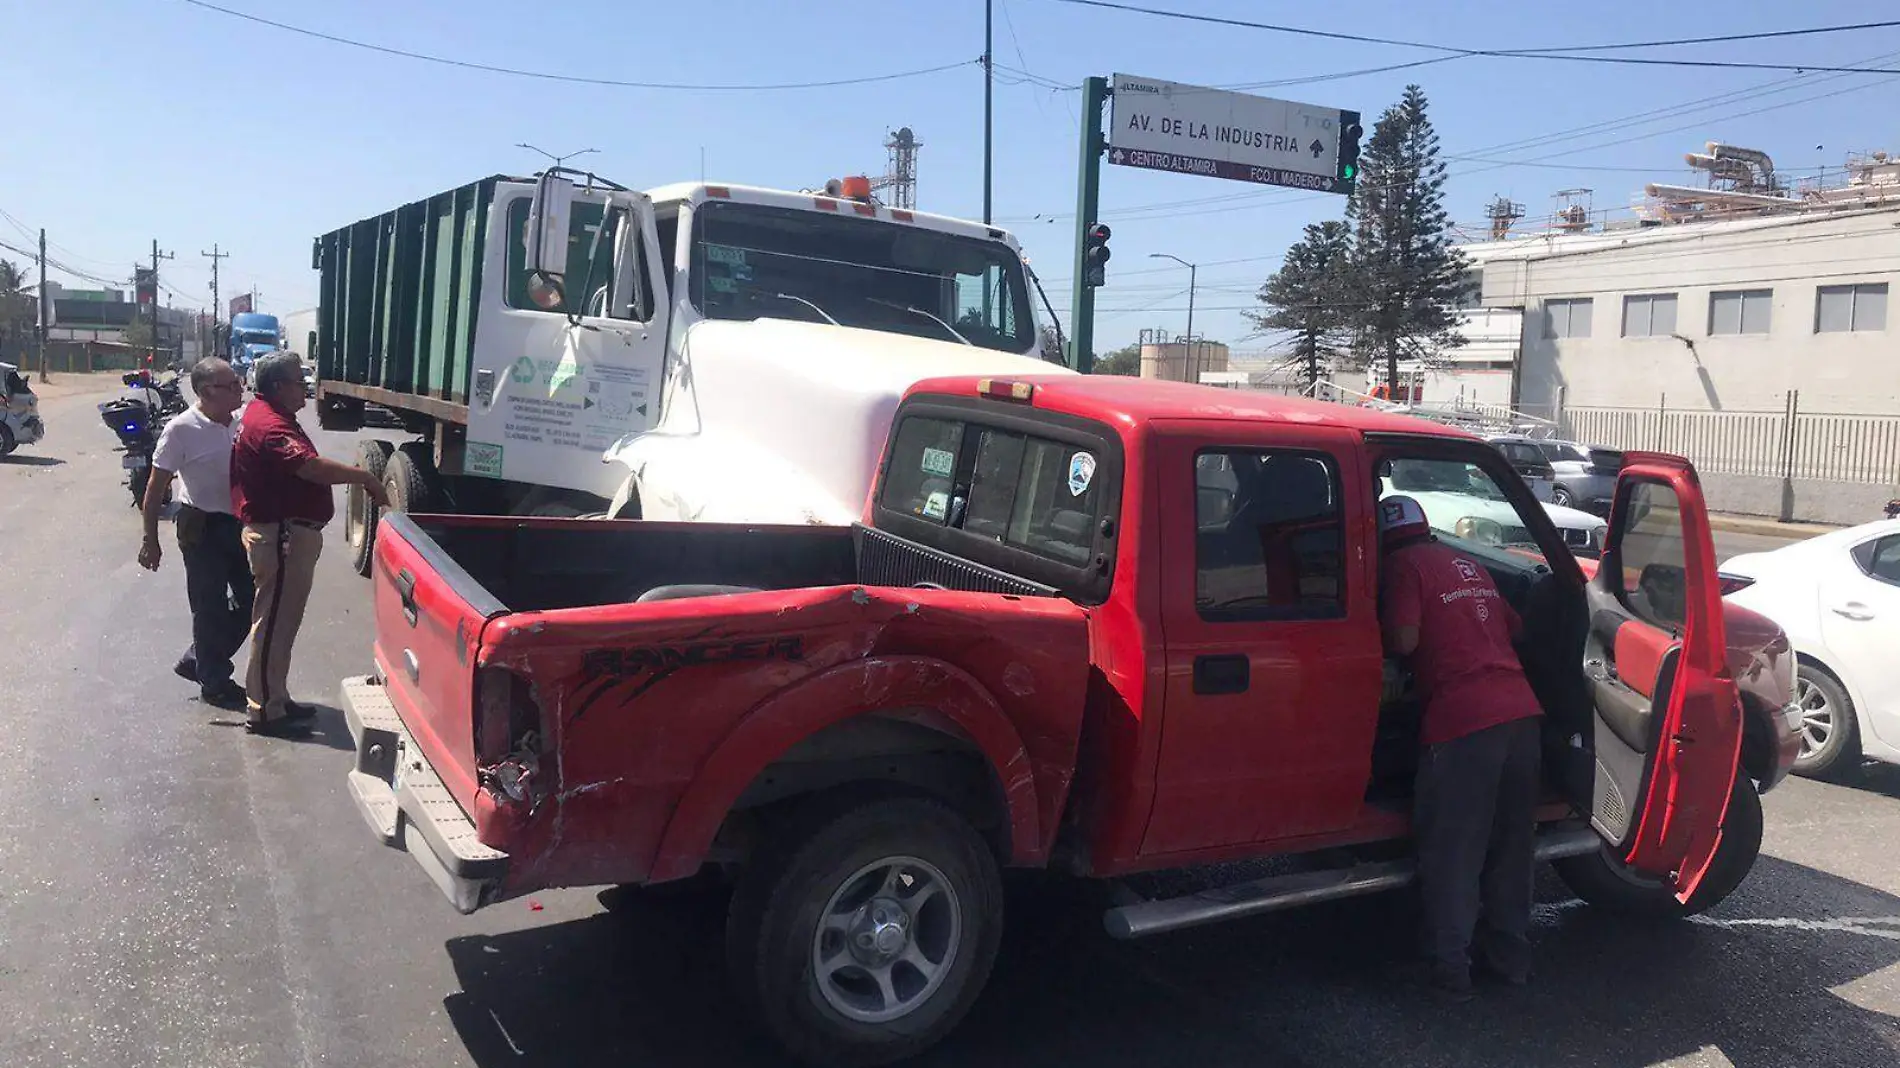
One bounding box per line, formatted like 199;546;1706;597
648;655;1047;882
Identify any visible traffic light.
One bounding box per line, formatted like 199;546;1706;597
1338;112;1364;196
1083;222;1112;288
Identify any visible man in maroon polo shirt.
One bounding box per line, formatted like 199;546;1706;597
231;353;387;735
1378;493;1543;1000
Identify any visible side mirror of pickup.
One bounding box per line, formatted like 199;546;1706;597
525;172;577;310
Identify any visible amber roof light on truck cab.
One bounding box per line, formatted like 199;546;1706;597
976;378;1035;403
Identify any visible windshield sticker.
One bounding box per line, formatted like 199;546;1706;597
705;244;748;266
920;446;956;477
922;491;949;520
707;275;738;294
1067;452;1097;497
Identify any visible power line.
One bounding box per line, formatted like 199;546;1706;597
175;1;979;90
1048;0;1900;73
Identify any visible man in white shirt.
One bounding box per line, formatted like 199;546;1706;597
137;358;251;709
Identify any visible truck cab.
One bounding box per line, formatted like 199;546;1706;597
313;170;1066;576
342;374;1796;1067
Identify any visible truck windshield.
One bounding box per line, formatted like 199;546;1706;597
689;201;1036;354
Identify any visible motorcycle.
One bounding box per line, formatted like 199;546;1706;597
98;372;181;507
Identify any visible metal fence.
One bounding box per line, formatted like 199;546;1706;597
1560;391;1900;486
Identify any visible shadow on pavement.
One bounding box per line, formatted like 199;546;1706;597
0;454;65;466
203;703;354;751
441;854;1900;1068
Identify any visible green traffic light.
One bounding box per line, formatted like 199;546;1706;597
1343;164;1356;179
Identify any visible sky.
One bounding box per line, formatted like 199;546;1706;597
4;0;1899;351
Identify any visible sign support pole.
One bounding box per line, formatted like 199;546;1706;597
1068;76;1108;374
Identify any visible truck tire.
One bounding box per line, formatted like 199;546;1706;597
382;445;443;516
1553;774;1763;919
0;423;15;457
347;440;394;577
726;796;1003;1068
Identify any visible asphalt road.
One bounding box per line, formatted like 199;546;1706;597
4;374;1898;1068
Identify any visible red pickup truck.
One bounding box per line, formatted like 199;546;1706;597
343;375;1800;1066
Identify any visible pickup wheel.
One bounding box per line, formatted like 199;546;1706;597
347;440;394;577
726;796;1002;1068
1553;774;1763;919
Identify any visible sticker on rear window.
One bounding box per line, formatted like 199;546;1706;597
922;491;949;520
920;446;955;477
705;244;748;266
1068;451;1096;497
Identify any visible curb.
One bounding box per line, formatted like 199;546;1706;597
1707;513;1836;539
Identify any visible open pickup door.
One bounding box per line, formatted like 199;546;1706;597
1581;451;1741;903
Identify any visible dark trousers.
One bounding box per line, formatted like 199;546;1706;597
1415;716;1542;977
178;507;254;690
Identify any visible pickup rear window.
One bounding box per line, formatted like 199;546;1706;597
883;416;1101;566
876;399;1120;603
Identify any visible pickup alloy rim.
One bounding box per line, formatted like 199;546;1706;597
1793;676;1834;757
810;854;962;1024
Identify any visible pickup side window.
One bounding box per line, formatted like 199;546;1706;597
1195;449;1345;621
1614;481;1689;630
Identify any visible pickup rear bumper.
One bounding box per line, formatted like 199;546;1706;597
340;675;510;914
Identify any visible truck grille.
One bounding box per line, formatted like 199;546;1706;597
855;525;1056;598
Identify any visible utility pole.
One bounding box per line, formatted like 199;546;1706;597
201;244;227;357
1066;76;1109;373
150;240;174;366
1148;253;1198;382
35;229;47;382
983;0;993;225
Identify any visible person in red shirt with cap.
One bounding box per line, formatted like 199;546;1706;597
1378;493;1543;1000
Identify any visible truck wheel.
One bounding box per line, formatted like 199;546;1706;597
1554;775;1763;919
0;423;15;457
726;796;1003;1068
1791;663;1861;782
382;445;443;516
347;440;394;577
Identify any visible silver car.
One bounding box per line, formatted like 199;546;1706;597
1532;438;1624;516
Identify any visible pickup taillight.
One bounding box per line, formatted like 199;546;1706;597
475;666;545;803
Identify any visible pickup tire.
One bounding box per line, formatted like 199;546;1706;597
1553;774;1763;919
347;440;394;577
726;796;1002;1068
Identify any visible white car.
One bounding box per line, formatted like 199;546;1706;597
1721;518;1900;779
1382;459;1611;559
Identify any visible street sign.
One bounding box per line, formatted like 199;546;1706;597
1108;73;1356;194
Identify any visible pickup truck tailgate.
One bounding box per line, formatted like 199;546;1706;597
371;512;505;810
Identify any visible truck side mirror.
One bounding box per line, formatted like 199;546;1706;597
525;172;577;310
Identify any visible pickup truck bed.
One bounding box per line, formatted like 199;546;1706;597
351;512;1091;912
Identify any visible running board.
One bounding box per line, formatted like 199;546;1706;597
1103;822;1601;940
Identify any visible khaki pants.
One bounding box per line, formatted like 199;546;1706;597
242;521;323;722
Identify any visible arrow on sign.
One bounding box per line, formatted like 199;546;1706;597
1110;148;1126;165
1309;139;1325;159
636;403;648;417
584;397;595;409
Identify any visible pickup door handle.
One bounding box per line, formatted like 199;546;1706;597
1830;602;1876;621
1193;654;1251;695
395;568;418;627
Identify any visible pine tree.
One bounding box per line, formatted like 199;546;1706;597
1248;220;1352;393
1346;85;1469;398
